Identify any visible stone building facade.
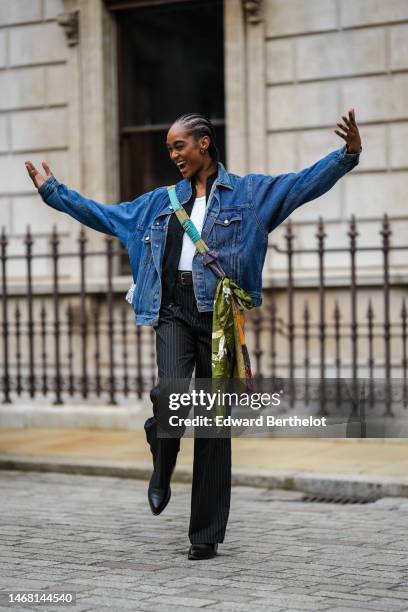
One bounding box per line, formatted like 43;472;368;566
1;0;407;385
1;0;407;279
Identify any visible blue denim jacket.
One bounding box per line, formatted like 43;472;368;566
38;145;360;326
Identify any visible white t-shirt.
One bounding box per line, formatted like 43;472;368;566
178;195;206;271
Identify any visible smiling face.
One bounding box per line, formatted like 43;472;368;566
166;122;210;179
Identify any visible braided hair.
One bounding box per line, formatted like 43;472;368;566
173;113;220;161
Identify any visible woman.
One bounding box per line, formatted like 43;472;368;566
25;110;362;561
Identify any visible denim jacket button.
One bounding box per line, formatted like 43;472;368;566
224;219;229;225
145;236;150;241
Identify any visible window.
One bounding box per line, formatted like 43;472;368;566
114;0;225;200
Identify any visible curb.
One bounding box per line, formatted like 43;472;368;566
1;454;408;500
0;403;148;431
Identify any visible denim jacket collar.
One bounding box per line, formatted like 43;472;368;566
215;162;234;189
175;161;233;205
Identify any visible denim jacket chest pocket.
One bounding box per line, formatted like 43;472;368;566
211;211;242;248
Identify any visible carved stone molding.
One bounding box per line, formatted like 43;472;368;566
57;11;79;47
242;0;262;24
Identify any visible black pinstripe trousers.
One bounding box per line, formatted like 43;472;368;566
144;282;231;544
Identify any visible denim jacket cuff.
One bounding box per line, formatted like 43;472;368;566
338;144;362;166
38;175;60;200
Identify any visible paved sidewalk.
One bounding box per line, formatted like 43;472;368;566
1;428;408;500
1;470;408;612
1;428;408;476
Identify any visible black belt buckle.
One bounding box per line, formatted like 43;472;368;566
179;271;193;285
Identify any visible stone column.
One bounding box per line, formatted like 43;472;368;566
62;0;119;276
224;0;247;175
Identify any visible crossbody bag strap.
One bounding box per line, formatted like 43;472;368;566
167;185;226;278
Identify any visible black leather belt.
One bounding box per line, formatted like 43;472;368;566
176;270;193;285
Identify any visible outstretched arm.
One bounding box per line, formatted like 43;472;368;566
25;160;143;248
252;108;362;233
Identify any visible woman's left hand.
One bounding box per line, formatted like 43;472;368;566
334;108;362;154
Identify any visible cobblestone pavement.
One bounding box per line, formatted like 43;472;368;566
0;471;407;612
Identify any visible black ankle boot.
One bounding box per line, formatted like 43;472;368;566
188;543;218;560
144;417;177;515
148;484;171;515
147;458;175;515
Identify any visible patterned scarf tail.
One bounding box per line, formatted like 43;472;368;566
212;277;254;428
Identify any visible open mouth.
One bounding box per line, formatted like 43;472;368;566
176;160;187;172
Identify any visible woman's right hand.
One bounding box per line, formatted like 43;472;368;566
25;160;53;190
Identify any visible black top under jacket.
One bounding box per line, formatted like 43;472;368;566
161;169;218;306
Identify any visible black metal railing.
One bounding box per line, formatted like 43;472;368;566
1;216;407;411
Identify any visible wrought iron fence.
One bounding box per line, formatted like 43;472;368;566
1;216;407;412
